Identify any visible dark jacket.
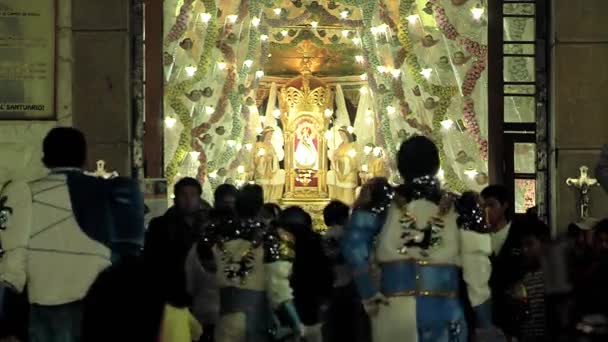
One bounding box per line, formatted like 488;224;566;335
490;219;525;335
144;207;203;307
291;232;334;325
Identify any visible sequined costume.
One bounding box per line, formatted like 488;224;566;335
198;218;300;342
342;177;493;342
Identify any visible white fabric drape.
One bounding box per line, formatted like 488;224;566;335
353;88;375;147
334;84;350;128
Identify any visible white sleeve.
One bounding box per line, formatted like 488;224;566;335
0;181;32;292
265;260;294;308
460;229;492;307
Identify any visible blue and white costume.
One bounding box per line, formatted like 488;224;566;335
342;178;493;342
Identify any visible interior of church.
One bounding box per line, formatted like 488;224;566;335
1;1;608;341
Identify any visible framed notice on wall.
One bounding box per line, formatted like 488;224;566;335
0;0;55;120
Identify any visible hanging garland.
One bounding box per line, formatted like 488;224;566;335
207;0;262;173
398;0;465;192
358;0;395;161
432;2;488;160
165;0;194;44
165;0;219;185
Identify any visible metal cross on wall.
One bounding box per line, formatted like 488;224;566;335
566;165;599;219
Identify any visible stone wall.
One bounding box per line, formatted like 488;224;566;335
551;0;608;230
0;0;134;184
0;0;72;184
72;0;132;176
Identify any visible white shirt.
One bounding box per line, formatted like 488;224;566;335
491;221;512;255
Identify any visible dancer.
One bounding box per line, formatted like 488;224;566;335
342;136;497;342
198;185;303;342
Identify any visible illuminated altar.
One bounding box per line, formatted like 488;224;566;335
159;0;539;222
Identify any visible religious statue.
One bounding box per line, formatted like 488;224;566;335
327;127;359;205
252;126;285;202
566;165;600;219
368;147;388;179
294;125;319;170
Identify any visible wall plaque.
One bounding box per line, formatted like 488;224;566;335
0;0;55;120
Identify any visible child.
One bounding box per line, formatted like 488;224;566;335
510;219;550;342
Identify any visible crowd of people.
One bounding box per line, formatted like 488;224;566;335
0;127;607;342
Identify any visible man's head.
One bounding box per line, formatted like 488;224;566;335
213;184;238;213
235;184;264;219
323;200;350;228
173;177;202;215
520;218;550;268
397;136;440;182
593;219;608;258
480;184;511;228
42;127;87;169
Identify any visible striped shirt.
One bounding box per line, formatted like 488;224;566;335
520;270;546;341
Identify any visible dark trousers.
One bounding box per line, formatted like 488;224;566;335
323;284;371;342
29;301;82;342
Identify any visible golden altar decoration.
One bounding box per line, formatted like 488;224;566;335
278;43;334;202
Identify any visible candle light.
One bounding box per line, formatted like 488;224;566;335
185;66;197;77
273;8;282;16
251;17;260;27
260;34;268;41
200;13;212;23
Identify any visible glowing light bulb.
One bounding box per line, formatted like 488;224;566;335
464;169;479;179
373;147;382;157
364;146;373;155
347;149;357;157
164;116;177;128
256;127;264;134
324;130;333;139
378;24;388;32
251;17;260;27
237;165;245;174
273;109;281;118
352;37;361;45
347;126;355;134
245;143;253;151
243;59;253;68
340;10;349;19
217;62;227;70
355;55;364;63
386;105;396;115
407;14;419;24
342;30;350;38
248;105;258;114
390;69;401;78
359;86;367;94
185;66;197;77
437;168;445;180
226;15;238;23
310;21;318;28
420;68;433;79
255;70;264;78
257;148;266;156
260;34;269;41
273;8;282;16
209;170;218;179
440;119;454;130
377;65;387;73
189;151;200;159
471;5;485;20
280;30;288;37
205;106;215;115
362;164;369;172
324;108;333;118
226;140;236;147
359;73;368;81
200;13;212;23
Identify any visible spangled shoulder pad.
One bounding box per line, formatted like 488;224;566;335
264;227;295;263
454;191;489;233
